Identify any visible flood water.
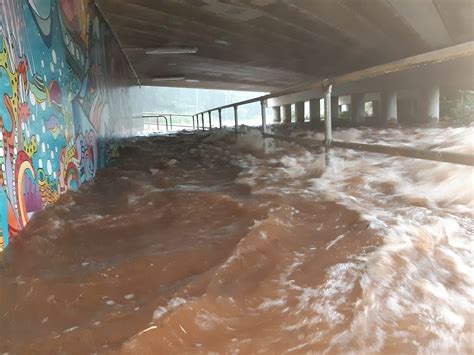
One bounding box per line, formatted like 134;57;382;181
0;126;473;354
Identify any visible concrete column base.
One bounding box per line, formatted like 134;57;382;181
398;97;417;124
295;101;305;124
272;106;281;123
381;91;398;125
324;85;333;144
350;94;364;124
419;85;440;123
372;100;381;124
282;104;292;123
309;99;321;124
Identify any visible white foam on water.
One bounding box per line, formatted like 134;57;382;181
228;127;474;352
152;297;187;321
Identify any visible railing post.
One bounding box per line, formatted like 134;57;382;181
208;111;212;129
218;109;222;129
233;106;238;132
169;115;173;130
260;100;267;133
196;115;200;130
201;113;205;130
323;82;333;146
192;115;195;130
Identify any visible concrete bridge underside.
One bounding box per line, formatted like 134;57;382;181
95;0;474;92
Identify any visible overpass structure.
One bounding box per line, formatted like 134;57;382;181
95;0;474;166
95;0;474;132
188;41;474;166
95;0;474;92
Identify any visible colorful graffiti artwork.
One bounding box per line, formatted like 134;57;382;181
0;0;135;250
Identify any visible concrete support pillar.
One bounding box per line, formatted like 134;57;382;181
295;101;305;124
261;101;267;133
324;84;333;145
309;99;321;124
398;97;417;124
282;104;292;123
233;106;238;132
380;91;398;125
351;93;365;124
272;106;281;123
331;96;339;122
372;100;381;123
419;85;439;123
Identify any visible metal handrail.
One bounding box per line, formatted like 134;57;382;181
263;133;474;166
139;113;196;131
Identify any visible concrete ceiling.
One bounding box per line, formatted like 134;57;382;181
95;0;474;92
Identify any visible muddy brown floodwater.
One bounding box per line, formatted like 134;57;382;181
0;126;473;354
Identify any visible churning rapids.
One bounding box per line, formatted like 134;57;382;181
0;126;473;354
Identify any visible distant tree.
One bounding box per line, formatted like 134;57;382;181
440;89;474;123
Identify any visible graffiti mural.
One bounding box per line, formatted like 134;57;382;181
0;0;135;250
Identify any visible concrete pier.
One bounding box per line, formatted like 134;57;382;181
309;99;321;124
372;100;381;123
282;104;292;123
419;85;440;123
398;95;417;124
351;94;365;124
261;101;267;133
295;101;305;124
381;91;398;124
273;106;281;123
324;84;333;144
234;106;239;131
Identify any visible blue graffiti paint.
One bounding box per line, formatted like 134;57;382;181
0;0;136;249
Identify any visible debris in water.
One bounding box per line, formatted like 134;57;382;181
63;326;79;333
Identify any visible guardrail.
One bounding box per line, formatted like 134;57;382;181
140;113;197;132
264;133;474;166
191;41;474;166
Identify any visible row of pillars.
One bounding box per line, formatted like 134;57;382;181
193;85;440;149
272;85;440;125
272;85;334;145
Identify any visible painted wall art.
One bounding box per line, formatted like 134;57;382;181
0;0;136;250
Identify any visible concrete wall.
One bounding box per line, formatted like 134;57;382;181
0;0;137;250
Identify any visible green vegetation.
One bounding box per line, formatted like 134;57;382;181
440;89;474;123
